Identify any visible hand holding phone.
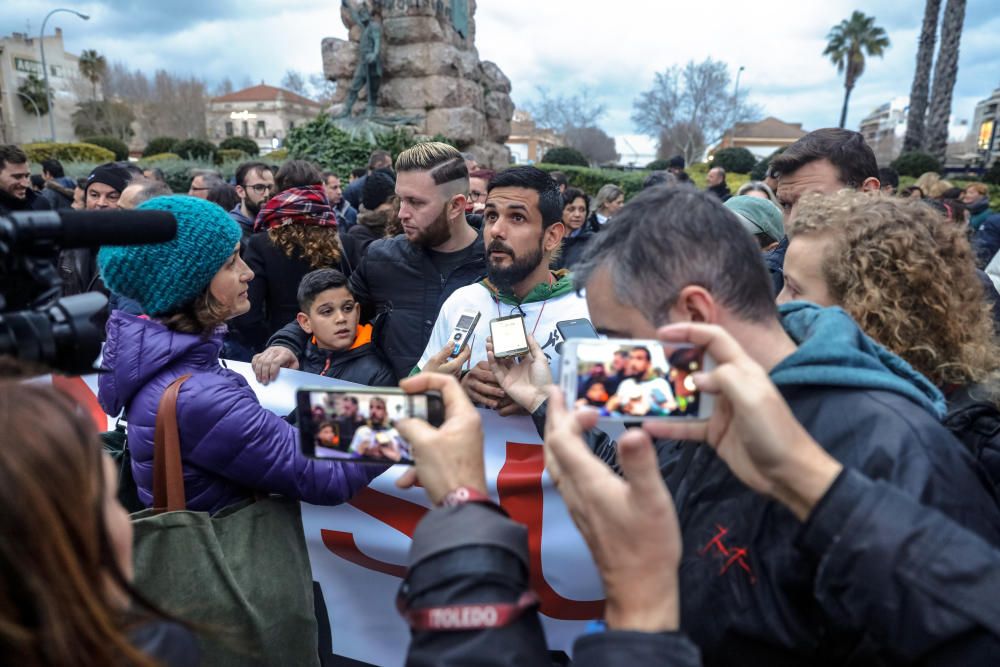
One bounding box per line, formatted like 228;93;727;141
449;310;481;358
394;373;489;504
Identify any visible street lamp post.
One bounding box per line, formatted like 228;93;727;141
15;91;45;140
40;8;90;141
727;65;746;149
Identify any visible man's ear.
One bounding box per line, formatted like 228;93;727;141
448;193;468;220
860;177;881;193
235;185;247;201
544;221;566;253
669;286;718;324
296;312;314;335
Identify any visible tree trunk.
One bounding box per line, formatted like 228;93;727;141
838;81;853;129
903;0;941;152
925;0;967;162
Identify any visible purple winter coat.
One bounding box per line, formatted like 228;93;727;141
99;312;381;513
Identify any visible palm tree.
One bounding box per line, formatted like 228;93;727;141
925;0;967;162
78;49;107;102
902;0;941;152
823;11;891;129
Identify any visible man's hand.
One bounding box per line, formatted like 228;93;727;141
395;373;487;504
544;385;680;633
487;335;552;414
251;346;299;384
460;360;507;409
643;323;843;521
420;342;472;378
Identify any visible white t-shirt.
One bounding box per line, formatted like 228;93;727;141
416;282;591;380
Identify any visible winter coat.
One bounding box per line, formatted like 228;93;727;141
299;323;396;387
658;304;1000;665
968;197;992;231
229;230;350;353
228;204;254;239
129;620;200;667
40;177;75;209
706;182;731;201
403;502;701;667
944;383;1000;499
974;212;1000;268
98;312;380;514
334;199;358;231
550;228;594;271
763;236;788;295
0;187;50;215
344;206;395;270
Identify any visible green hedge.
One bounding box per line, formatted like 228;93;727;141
219;136;260;156
174;138;216;161
143;152;181;163
215;149;248;165
541;147;589;167
81;135;130;161
142;137;179;157
891;151;942;178
710;147;756;174
532;163;749;199
22;142;116;164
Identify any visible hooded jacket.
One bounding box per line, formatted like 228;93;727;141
659;303;1000;665
98;312;379;514
550;228;595;271
228;203;254;239
299;323;396;387
41;176;76;209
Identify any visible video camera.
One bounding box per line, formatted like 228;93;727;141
0;209;177;375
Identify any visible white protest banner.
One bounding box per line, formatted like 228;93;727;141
53;362;607;667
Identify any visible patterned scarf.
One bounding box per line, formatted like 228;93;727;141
253;184;338;232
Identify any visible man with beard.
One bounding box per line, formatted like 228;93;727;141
250;142;486;381
415;166;590;414
229;161;275;238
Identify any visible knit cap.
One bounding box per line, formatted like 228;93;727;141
362;168;396;211
86;162;131;195
724;195;785;244
98;195;242;316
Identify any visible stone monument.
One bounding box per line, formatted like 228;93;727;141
323;0;514;167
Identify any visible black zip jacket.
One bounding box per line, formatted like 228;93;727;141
298;334;396;387
268;232;486;380
944;383;1000;500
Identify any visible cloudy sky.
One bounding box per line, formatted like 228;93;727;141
3;0;998;153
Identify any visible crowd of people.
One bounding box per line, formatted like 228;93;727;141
2;124;1000;666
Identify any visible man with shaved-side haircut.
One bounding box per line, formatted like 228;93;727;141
252;142;487;381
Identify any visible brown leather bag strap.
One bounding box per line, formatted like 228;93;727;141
152;374;192;512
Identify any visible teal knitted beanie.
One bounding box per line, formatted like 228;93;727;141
98;195;242;316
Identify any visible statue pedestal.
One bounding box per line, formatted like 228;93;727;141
327;112;423;144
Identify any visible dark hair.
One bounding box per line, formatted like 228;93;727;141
321;170;339;182
117;161;144;180
30;174;45;190
642;171;676;189
549;171;568;187
488;166;564;228
939;187;963;200
351;167;366;179
207;182;240;212
878;166;899;190
562;187;590;216
275;160;322;192
0;145;28;171
901;185;925;199
75;177;88;189
297;268;351;312
41;158;64;178
770;128;878;189
144;167;166;183
632;346;651;361
368;150;392;170
573;187;777;325
235;161;272;188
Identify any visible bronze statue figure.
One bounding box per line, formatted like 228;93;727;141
338;0;383;118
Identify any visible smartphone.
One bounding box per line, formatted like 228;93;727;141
297;387;444;465
556;318;599;341
560;338;714;422
449;310;481;357
490;314;529;359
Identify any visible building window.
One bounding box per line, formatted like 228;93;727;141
225;121;234;137
979;120;995;151
256;120;266;137
14;57;43;75
256;103;264;109
224;103;232;109
289;121;295;130
242;120;249;137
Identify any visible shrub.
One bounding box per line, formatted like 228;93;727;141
142;152;181;163
982;161;1000;186
891;151;942;178
710;147;756;174
22;142;115;164
750;146;787;181
81;135;129;161
219;136;260;156
266;148;289;161
534;163;647;199
645;159;670;171
143;137;179;157
215;149;248;165
541;147;589;167
173;138;216;161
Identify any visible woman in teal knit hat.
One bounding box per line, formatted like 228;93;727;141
96;195;382;514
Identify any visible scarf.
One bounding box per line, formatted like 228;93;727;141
253;184;337;232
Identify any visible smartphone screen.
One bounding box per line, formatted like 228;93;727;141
491;315;529;357
572;341;705;418
300;390;432;464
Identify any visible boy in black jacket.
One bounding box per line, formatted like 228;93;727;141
296;269;395;387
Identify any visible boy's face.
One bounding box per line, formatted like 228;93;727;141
297;286;360;351
317;425;336;445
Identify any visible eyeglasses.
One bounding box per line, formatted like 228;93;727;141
246;183;275;194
